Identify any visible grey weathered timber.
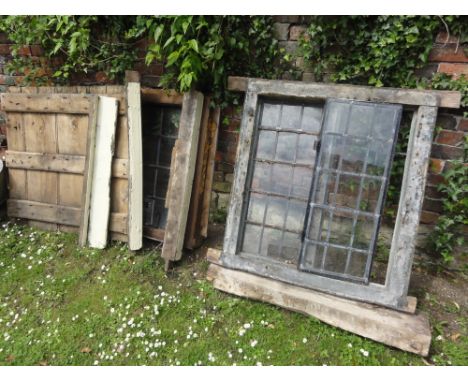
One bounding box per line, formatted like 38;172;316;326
207;261;431;356
386;106;438;305
78;97;99;246
222;89;259;259
161;90;204;268
126;78;144;251
0;93;93;114
227;76;461;109
6;151;85;174
7;199;128;237
8;199;81;226
218;78;460;311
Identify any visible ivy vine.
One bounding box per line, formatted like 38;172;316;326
0;16;289;106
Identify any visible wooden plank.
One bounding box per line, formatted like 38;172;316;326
5;113;27;199
87;96;119;249
199;107;220;238
59;173;83;208
161;91;204;268
126;81;143;251
78;97;99;246
207;262;431;356
141;88;183;105
0;93;93;114
143;226;165;242
222;89;258;259
5;151;85;174
185;99;220;248
110;212;127;234
112;158;128;179
386;106;439;306
111;178;129;214
57;114;89;155
114;115;129;159
185;97;212;249
8;199;80;226
23;112;58;231
227;76;461;108
5;113;26;151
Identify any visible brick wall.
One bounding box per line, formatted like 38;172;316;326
211;21;468;230
0;21;467;230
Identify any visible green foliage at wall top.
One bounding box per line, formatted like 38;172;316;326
299;15;467;88
0;16;289;105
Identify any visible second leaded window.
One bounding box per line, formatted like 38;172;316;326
237;98;402;284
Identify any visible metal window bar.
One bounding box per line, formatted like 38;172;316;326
299;99;402;283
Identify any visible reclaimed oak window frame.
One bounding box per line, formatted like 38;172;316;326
220;78;460;311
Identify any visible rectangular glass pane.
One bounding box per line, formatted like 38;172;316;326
142;104;181;231
300;99;402;283
238;100;323;267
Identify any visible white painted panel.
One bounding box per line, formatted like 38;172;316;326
88;96;118;248
127;82;143;250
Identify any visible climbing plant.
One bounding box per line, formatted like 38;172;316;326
298;15;467;88
0;16;289;105
0;16;137;84
125;16;289;105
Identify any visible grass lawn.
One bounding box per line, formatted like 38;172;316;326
0;222;466;366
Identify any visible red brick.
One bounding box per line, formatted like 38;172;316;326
435;32;460;44
430;143;464;160
95;71;109;83
0;33;10;44
16;46;31;56
426;173;445;186
435;130;465;146
0;44;11;55
419;210;440;224
289;26;307;41
458;118;468;132
29;45;44;56
438;62;468;78
429;46;468;63
429;158;445;174
424;185;443;199
423;198;444;214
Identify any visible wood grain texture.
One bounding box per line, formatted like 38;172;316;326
386;106;439;306
141;88;183;105
227;76;461;108
161;90;204;266
126;81;143;250
185;99;221;248
8;199;80;226
87;96;118;249
78;97;99;246
207;262;431;356
1;93;93;114
6;151;85;174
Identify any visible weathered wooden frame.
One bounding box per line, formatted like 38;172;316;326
161;90;204;269
220;78;461;311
